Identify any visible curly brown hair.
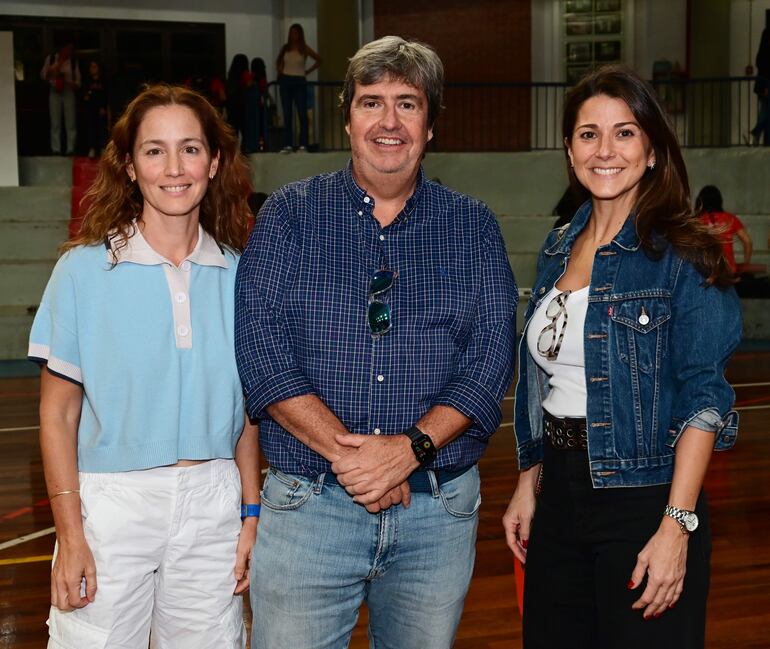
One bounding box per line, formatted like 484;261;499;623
65;84;251;258
562;65;733;287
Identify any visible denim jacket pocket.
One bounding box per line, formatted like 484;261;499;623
260;469;315;511
438;465;481;518
611;296;671;374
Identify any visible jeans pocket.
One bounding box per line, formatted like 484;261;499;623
260;469;315;511
47;607;109;649
438;466;481;518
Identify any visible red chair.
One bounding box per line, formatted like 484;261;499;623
69;157;101;239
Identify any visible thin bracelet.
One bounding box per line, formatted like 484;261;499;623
49;489;80;500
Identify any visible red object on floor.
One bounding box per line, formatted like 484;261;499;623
70;157;101;239
514;557;525;616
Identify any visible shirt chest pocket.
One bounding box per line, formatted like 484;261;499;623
610;296;671;374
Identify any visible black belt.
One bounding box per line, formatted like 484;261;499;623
323;464;473;493
543;409;588;451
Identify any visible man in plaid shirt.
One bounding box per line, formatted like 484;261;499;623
236;35;517;649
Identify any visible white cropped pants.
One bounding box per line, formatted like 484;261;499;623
47;459;246;649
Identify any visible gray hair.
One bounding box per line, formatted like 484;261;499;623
339;36;444;127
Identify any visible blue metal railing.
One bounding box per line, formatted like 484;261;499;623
265;76;769;152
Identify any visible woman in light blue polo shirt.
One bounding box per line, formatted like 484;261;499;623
29;85;259;649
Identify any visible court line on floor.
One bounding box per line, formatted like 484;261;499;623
0;554;52;566
0;425;39;433
0;526;56;551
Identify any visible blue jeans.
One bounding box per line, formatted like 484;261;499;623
752;93;769;145
250;466;480;649
279;74;308;148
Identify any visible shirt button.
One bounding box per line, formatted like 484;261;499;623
373;428;381;435
177;325;189;337
539;287;546;295
379;234;385;241
363;196;371;204
175;292;187;303
181;260;192;271
376;374;384;382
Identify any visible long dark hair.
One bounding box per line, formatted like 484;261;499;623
227;53;249;87
562;65;732;286
277;23;307;66
695;185;724;213
65;84;251;257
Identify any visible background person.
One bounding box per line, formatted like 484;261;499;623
41;41;81;155
243;57;268;154
275;23;321;152
502;65;741;649
82;60;109;158
226;53;250;144
751;27;769;146
30;84;258;649
695;185;752;274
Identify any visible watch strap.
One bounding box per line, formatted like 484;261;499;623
241;503;261;518
404;425;436;465
664;504;694;533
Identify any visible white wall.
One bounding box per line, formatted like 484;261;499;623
730;0;770;76
0;32;18;186
0;0;321;78
632;0;687;78
531;0;687;82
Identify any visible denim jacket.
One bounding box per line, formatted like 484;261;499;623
515;202;742;488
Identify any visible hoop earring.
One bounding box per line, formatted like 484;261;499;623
647;161;656;170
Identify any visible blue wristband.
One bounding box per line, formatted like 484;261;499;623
241;503;261;518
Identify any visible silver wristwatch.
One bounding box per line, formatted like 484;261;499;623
664;505;699;533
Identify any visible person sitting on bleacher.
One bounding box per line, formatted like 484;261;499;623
695;184;753;275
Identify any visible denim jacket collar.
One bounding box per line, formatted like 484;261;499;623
545;200;642;256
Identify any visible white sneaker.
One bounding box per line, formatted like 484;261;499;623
297;146;308;153
281;146;293;154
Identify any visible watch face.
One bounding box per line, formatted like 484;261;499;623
683;512;699;532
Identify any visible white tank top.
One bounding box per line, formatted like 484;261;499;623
526;285;589;418
282;50;306;77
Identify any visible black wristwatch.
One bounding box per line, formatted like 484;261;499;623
403;425;437;466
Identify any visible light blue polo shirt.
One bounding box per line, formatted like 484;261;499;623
29;225;245;472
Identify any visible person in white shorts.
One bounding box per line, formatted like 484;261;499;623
28;84;260;649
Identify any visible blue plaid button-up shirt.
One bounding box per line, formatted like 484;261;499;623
235;163;517;476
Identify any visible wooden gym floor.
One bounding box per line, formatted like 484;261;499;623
1;347;769;648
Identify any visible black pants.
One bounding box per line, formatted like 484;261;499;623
523;442;711;649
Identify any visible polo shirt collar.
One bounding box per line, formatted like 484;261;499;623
107;222;228;268
343;160;426;222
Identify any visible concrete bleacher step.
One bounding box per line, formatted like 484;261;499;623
0;307;36;360
0;260;56;307
498;215;556;253
0;187;71;222
0;221;68;260
18;156;72;187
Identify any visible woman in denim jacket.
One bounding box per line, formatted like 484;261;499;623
502;66;741;648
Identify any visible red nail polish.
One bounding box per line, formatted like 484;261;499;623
626;580;635;589
668;602;676;609
643;615;651;621
522;539;528;549
654;613;661;619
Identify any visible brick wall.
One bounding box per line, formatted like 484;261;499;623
374;0;532;150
